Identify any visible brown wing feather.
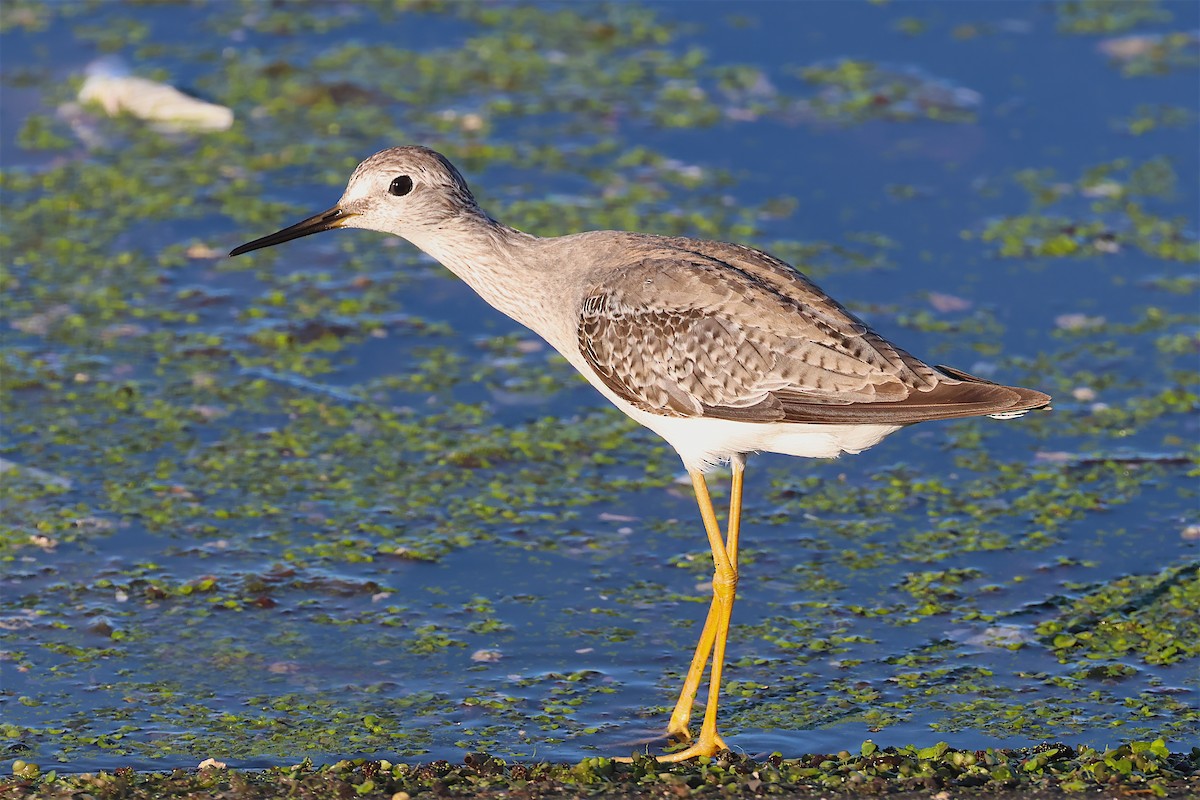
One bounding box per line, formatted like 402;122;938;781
577;248;1050;425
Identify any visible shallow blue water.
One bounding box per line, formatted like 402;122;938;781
2;0;1197;771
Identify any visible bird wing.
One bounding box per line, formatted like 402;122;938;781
576;245;1050;424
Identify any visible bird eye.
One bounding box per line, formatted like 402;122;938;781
389;175;413;196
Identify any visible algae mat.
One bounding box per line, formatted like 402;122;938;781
1;0;1197;779
6;744;1200;798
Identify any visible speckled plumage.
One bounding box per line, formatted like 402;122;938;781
575;241;1045;426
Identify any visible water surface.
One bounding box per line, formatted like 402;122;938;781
1;0;1197;771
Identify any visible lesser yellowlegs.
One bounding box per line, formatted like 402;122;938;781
231;146;1051;761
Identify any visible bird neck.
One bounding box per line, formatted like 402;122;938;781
405;210;555;333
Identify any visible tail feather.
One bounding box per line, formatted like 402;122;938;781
772;365;1051;425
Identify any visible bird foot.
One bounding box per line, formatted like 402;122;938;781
666;710;697;742
666;722;691;743
614;731;729;763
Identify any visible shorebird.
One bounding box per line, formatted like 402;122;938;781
231;146;1051;761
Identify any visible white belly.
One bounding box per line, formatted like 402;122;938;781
554;345;902;472
627;405;902;472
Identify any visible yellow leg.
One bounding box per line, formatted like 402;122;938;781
727;454;744;565
619;457;744;762
666;568;721;740
665;457;745;741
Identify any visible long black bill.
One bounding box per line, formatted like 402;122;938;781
229;206;349;257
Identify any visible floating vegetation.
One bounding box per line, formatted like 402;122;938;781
5;741;1200;798
1038;561;1200;666
967;158;1200;262
1113;103;1196;136
1098;31;1200;76
2;0;1197;774
792;59;981;124
1057;0;1173;34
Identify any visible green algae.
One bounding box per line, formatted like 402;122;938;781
792;59;979;124
8;742;1197;798
1056;0;1173;34
967;158;1200;262
1115;104;1196;136
2;0;1198;774
1038;562;1200;666
1101;31;1200;77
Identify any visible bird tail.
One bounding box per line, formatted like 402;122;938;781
932;365;1052;420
